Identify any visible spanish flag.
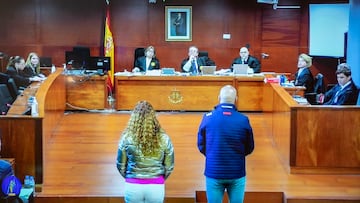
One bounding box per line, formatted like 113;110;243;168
104;0;114;93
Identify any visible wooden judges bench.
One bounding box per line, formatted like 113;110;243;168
0;69;359;193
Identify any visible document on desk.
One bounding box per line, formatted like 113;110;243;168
293;96;309;105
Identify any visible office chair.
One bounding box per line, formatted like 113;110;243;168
314;73;325;94
133;47;145;67
198;51;208;58
0;84;12;114
6;78;19;101
198;51;215;66
0;72;9;84
304;73;326;105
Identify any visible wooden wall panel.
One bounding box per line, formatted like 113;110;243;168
0;0;347;84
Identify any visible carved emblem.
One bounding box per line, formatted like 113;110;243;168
168;89;183;104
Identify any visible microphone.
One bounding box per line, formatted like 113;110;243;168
261;53;269;59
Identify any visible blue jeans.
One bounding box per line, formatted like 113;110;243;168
205;176;246;203
124;182;165;203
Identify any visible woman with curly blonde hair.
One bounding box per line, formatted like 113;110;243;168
116;101;174;203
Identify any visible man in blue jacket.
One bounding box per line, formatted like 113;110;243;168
197;85;255;203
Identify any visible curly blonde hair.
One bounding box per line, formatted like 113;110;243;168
123;101;162;155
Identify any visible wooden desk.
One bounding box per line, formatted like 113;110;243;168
115;75;265;111
6;82;41;115
0;69;66;186
290;105;360;174
266;83;360;174
65;74;108;110
283;86;305;97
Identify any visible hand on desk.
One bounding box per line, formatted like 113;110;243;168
30;76;46;82
132;67;140;73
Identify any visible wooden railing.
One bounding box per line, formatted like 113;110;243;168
266;83;360;174
0;69;66;185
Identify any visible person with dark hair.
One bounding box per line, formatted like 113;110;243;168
5;56;43;89
231;47;261;73
133;46;160;73
197;85;255;203
293;53;314;94
320;63;359;105
116;101;174;203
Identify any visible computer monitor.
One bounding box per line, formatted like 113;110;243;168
65;46;90;69
39;57;52;67
87;57;110;73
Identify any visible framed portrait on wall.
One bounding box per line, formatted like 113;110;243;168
165;6;192;41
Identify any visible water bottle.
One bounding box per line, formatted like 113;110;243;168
51;64;56;73
24;175;29;188
29;175;36;197
31;97;39;117
280;75;286;86
29;176;35;188
27;96;34;108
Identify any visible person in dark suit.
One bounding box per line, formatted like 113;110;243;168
197;85;254;203
294;53;314;94
231;47;261;73
320;63;359;105
181;46;215;75
133;46;160;72
5;56;43;89
173;12;185;36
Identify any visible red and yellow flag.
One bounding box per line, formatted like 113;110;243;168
104;1;114;93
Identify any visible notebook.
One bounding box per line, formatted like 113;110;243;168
233;64;248;75
201;66;216;75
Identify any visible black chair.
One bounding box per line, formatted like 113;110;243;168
198;51;208;57
133;47;145;67
0;84;12;114
314;73;325;94
6;78;19;101
0;72;9;84
198;51;215;66
304;73;326;105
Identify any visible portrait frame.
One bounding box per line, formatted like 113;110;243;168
165;6;192;41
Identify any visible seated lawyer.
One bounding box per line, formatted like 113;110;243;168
181;46;215;75
22;52;46;78
293;53;314;94
5;56;43;89
132;46;160;72
231;47;261;73
319;63;359;105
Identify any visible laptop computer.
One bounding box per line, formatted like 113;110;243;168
161;68;175;75
201;66;216;75
40;57;52;67
232;64;248;75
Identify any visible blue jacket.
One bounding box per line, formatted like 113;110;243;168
197;103;254;179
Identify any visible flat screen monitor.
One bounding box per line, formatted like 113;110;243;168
87;57;110;73
65;51;87;69
65;46;91;69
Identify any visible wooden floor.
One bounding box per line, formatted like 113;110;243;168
36;111;360;203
